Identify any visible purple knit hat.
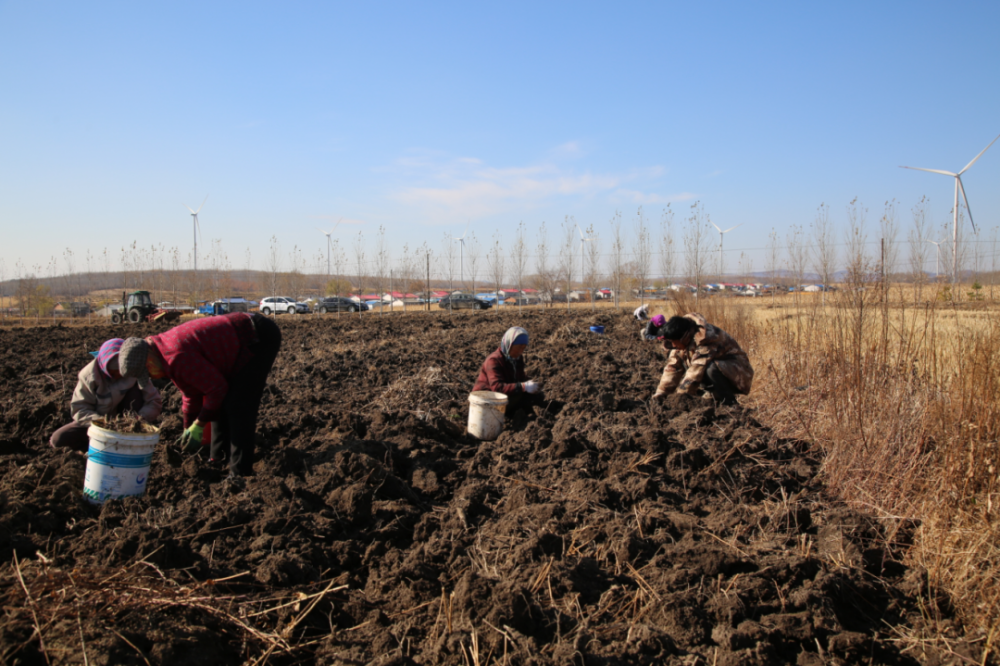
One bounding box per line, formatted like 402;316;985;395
96;338;124;377
651;314;666;327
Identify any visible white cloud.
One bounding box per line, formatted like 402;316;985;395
389;152;684;222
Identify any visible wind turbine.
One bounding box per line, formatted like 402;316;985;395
577;225;595;309
184;196;208;271
453;224;470;292
901;132;1000;284
926;239;945;282
317;217;343;276
710;221;742;285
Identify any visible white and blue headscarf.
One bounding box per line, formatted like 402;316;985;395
500;327;529;363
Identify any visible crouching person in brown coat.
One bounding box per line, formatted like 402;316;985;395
651;313;753;406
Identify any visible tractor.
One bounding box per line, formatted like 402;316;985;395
110;291;182;324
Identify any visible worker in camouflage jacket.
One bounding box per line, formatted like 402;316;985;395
651;313;753;405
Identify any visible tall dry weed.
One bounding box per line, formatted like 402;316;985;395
747;272;1000;653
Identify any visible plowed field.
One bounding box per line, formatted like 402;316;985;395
0;311;976;665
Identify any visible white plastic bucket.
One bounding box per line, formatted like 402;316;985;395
83;422;160;505
467;391;508;441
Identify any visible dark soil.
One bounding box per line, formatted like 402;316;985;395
0;312;978;665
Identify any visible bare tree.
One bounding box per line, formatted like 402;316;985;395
907;196;930;303
811;203;837;305
373;225;389;315
534;222;556;307
558;217;576;311
465;232;481;297
880;199;901;299
609;211;626;309
352;231;367;317
632;207;651;306
486;233;505;319
844;197;869;284
266;236;281;317
442;232;456;312
659;205;675;290
584;223;600;311
684;202;712;303
395;243;415;312
765;228;780;306
786;224;808;306
510;222;528;314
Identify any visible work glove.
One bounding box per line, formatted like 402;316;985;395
523;380;541;394
178;422;205;453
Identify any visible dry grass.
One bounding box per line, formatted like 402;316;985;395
670;286;1000;659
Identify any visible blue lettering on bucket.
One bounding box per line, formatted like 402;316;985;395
136;473;147;486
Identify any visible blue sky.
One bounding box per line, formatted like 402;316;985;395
2;1;999;279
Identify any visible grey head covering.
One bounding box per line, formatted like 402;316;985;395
118;337;151;389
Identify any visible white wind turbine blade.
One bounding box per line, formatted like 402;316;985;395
722;224;742;234
959;132;1000;174
957;175;977;232
195;195;209;214
710;222;722;233
900;166;957;177
184;203;196;214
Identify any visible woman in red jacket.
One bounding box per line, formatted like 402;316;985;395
472;326;542;413
115;312;281;478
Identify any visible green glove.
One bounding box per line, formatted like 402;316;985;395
179;422;205;453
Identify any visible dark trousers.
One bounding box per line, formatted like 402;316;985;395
704;363;738;406
50;386;145;452
209;314;281;475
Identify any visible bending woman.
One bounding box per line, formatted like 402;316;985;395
116;312;281;478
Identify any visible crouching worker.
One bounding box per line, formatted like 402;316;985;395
116;312;281;478
473;326;542;414
651;313;753;406
50;338;162;452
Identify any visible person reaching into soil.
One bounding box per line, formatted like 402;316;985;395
115;312;281;479
473;326;543;414
633;303;650;322
50;338;162;452
642;313;668;340
650;313;753;406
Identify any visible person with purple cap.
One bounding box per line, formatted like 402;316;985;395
473;326;542;413
49;338;162;451
642;313;669;341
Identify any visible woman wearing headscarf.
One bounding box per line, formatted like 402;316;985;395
473;326;542;412
50;338;162;451
115;312;281;478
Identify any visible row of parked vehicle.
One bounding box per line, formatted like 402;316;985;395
257;294;497;314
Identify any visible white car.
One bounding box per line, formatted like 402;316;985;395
259;296;310;315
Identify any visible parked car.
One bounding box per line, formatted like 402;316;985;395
259;296;309;315
198;298;253;315
438;293;493;311
315;297;368;313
